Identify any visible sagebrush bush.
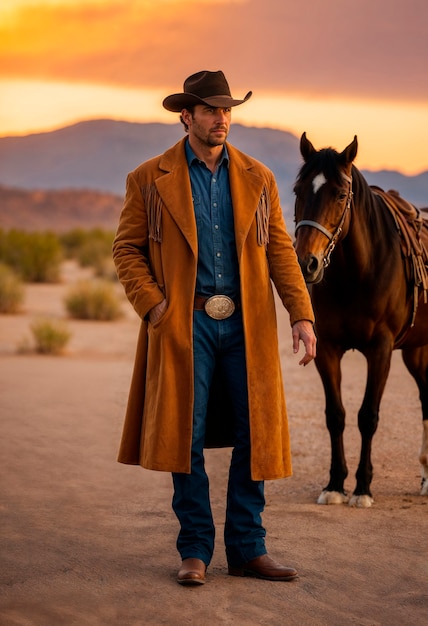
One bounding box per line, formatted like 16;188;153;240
0;263;24;313
60;228;115;273
93;256;118;280
64;280;122;321
30;318;72;355
0;229;62;282
59;228;89;258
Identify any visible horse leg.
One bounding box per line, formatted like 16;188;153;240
401;346;428;495
315;344;349;505
421;421;428;495
350;342;393;508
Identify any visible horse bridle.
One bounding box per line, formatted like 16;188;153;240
295;172;353;268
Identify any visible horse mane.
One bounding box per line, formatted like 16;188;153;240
351;167;400;240
294;147;344;191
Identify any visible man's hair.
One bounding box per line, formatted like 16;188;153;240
179;106;195;133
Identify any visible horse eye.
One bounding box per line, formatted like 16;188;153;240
338;192;347;201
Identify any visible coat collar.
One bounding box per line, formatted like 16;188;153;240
154;137;267;259
155;139;197;255
227;144;268;258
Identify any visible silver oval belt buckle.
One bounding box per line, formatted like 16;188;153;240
204;295;235;320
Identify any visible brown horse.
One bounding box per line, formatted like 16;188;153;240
293;133;428;506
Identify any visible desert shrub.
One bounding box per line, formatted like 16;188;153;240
60;228;115;274
59;228;88;258
77;237;111;268
93;255;118;280
64;280;122;321
0;229;62;282
0;263;24;313
30;318;71;355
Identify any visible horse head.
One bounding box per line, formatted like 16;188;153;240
293;133;358;283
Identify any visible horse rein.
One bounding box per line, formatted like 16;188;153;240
295;172;353;268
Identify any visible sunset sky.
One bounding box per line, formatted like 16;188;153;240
1;0;427;174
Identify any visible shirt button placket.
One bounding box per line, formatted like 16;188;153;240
211;175;223;293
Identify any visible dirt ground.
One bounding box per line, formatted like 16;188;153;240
1;261;426;626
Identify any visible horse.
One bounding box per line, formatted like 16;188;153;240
293;132;428;507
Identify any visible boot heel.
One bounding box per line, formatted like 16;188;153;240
228;566;245;577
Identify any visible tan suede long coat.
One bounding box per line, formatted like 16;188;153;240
113;137;314;481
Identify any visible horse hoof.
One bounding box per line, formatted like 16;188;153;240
421;477;428;496
348;494;374;508
317;490;349;505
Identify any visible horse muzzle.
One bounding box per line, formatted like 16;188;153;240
298;253;325;284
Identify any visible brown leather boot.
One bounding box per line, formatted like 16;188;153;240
177;558;206;586
228;554;298;581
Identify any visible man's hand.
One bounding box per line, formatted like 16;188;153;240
149;298;167;325
292;320;317;366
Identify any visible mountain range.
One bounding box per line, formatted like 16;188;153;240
1;119;427;232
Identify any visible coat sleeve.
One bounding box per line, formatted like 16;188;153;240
112;171;165;320
265;172;315;325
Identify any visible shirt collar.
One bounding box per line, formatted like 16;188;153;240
185;138;229;168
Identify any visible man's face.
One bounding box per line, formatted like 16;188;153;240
183;105;232;148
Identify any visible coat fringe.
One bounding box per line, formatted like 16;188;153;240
256;186;271;247
142;183;163;242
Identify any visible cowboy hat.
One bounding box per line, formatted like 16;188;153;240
162;70;252;112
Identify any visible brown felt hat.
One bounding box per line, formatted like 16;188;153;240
162;70;252;112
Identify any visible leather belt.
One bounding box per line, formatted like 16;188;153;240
194;294;240;320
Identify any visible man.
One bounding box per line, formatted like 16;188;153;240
113;70;316;586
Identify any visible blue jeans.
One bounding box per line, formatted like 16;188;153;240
172;310;267;568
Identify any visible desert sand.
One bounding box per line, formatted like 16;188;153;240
1;261;426;626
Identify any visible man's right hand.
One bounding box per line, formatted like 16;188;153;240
149;298;167;324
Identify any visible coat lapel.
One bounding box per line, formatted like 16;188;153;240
155;139;198;257
227;144;266;259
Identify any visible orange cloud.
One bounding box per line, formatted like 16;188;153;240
1;0;427;104
1;3;133;75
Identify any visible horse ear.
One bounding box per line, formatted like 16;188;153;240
339;136;358;165
300;132;316;161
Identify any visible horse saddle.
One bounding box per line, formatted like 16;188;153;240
372;185;428;324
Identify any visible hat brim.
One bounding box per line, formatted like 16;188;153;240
162;91;252;112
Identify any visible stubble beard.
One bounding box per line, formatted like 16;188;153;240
192;123;229;148
207;135;227;147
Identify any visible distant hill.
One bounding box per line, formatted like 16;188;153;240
0;119;427;232
0;119;301;199
0;186;122;233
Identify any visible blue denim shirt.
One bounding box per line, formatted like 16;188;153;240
185;139;240;299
